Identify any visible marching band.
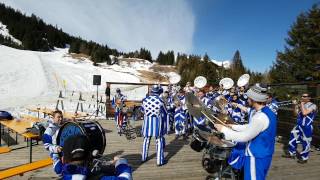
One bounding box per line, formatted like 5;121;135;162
119;73;316;179
39;73;318;180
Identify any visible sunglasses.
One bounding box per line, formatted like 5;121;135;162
301;95;309;98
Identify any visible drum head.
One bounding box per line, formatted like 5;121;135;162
57;121;106;154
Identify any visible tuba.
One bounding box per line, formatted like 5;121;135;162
194;76;207;89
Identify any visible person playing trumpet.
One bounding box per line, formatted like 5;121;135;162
214;83;277;180
282;93;317;163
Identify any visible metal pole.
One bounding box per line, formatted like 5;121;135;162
96;85;99;117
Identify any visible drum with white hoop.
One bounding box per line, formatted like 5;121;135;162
57;120;106;154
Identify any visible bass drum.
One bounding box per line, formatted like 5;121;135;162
190;126;211;152
57;121;106;154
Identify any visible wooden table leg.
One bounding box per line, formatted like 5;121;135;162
7;128;9;146
0;123;2;146
29;138;32;163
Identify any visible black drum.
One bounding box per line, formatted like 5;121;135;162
190;126;210;152
57;121;106;154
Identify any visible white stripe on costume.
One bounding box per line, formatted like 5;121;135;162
119;172;132;180
250;156;256;180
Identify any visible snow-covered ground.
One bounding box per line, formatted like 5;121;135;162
0;45;177;113
0;22;22;45
0;21;229;115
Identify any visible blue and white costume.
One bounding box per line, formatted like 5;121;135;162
267;98;279;115
238;93;248;106
61;158;132;180
193;96;212;126
227;100;245;124
141;86;168;166
288;102;317;160
206;91;220;101
222;106;277;180
174;106;187;136
112;90;127;133
43;122;62;174
163;94;175;132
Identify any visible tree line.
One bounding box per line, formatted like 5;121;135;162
1;3;319;88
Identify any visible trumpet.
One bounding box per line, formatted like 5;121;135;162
277;96;320;106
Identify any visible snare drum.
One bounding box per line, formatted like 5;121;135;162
57;121;106;154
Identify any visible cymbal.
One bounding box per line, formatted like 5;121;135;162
185;92;205;119
207;135;236;148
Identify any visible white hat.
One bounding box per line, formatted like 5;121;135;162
246;83;268;102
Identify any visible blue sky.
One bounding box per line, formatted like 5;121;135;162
189;0;318;72
0;0;318;72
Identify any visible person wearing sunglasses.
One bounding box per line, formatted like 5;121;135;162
283;93;317;164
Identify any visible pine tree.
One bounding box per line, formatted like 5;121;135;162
270;4;320;83
229;50;246;80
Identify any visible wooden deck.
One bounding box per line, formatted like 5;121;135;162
1;120;320;180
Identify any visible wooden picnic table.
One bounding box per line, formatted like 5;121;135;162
0;118;40;163
27;108;88;119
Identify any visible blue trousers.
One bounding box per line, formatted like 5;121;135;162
288;125;313;160
142;136;165;165
244;156;272;180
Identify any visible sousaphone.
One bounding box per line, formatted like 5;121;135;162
219;78;234;90
237;74;250;87
169;74;181;84
194;76;207;89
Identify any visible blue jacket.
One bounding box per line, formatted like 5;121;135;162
43;122;63;174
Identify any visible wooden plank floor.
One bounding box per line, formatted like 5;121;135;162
1;120;320;180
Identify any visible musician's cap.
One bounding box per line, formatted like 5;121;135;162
63;135;91;162
246;83;268;102
151;84;161;94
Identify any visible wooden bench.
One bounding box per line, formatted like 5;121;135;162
0;147;11;154
0;158;52;179
20;114;40;121
0;119;40;163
